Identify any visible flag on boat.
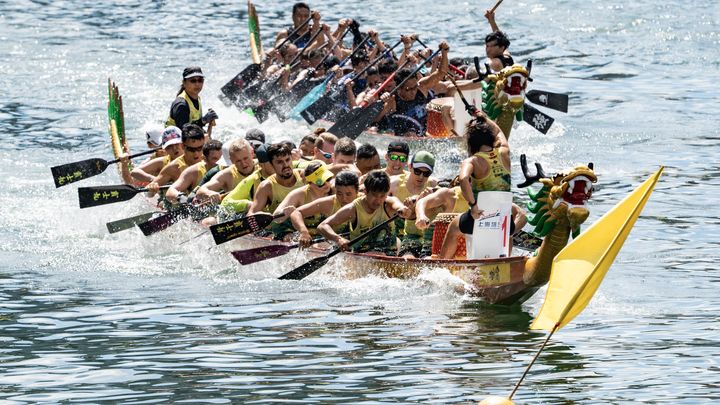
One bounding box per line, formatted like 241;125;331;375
531;167;664;331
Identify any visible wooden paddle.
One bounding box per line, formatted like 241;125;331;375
526;89;569;113
210;212;284;245
327;48;441;139
51;148;157;188
220;11;313;101
78;184;169;209
279;213;399;280
106;211;156;234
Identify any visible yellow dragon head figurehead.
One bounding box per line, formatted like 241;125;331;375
489;64;529;111
520;155;597;237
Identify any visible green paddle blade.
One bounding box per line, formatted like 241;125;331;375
106;211;156;234
526;89;569;113
278;254;332;280
523;103;555;134
210;213;277;245
78;184;147;208
327;101;384;139
51;158;109;188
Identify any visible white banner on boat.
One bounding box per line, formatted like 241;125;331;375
453;88;483;135
466;191;512;259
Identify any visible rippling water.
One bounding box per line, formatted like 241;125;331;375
1;0;719;403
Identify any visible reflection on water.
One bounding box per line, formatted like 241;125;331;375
1;0;719;402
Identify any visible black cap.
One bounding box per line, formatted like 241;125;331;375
183;66;204;79
255;143;271;163
387;140;410;155
245;128;266;148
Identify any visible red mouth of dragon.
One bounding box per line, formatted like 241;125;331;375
503;74;526;97
563;176;593;206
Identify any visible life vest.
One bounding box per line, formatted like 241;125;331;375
165;91;202;127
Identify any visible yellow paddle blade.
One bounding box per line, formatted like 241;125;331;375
531;167;664;331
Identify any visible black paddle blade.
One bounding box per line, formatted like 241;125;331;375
231;244;294;265
137;208;188;236
327;101;384;139
278;255;330;280
299;89;342;125
210;213;275;245
51;158;108;188
526;90;569;113
106;212;155;234
220;63;262;101
523;103;555;134
78;185;144;208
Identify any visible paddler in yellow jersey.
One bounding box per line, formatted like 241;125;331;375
147;124;206;197
291;170;359;248
247;143;304;217
389;151;439;257
384;140;410;178
440;114;517;259
271;160;334;240
130;126;184;184
165;140;222;203
318;170;410;255
195;138;256;203
166;67;218;136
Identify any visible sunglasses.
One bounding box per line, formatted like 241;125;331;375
388;154;407;163
184;144;204;153
413;168;432;178
187;77;204;84
322;152;333;159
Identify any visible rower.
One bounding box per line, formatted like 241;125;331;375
291;170;360;247
389;151;439;257
166;67;218;136
439;114;515;259
318;170;410;256
147;124;206;196
247;143;305;216
271;161;334;240
326;137;362;176
245;128;265;150
312;131;338;164
414;184;470;257
142;124;166;160
275;3;321;49
384;140;410;177
355;144;381;175
375;42;451;136
298;133;318;159
130;126;184;184
165;140;223;204
195;138;256;203
484;8;514;73
213;144;274;224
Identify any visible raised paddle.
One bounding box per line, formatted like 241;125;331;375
446;74;478;114
297;35;399;124
327;48;441;139
51;148;157;188
279;213;400;280
106;211;156;234
526;89;569;113
522;103;555;134
210;212;284;245
220;11;313;101
78;184;169;209
490;0;505;13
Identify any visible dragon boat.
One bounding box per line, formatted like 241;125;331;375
105;79;648;307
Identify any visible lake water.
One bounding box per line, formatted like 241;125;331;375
1;0;719;403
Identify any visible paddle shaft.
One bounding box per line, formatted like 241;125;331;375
279;214;399;280
107;148;158;165
414;38;465;77
274;14;313;51
490;0;505;13
358;58;413;108
509;323;558;399
446;75;475;113
365;48;441;106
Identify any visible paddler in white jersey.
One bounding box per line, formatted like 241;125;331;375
130;126;184;184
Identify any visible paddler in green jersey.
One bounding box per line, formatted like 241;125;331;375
318;170;410;255
291;170;360;248
195;138;256;203
271;160;334;240
165;140;222;204
389;151;439;258
147;124;206;197
247;143;304;223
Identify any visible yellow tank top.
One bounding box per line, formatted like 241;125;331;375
267;171;303;213
161;155;172;168
165;91;202;127
451;186;470;213
394;173;430;239
173;155;189;172
350;197;394;239
471;148;511;193
221;169;266;214
194;161;207;190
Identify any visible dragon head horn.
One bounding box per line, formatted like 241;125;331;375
526;59;534;82
517;153;548;188
588;162;594;170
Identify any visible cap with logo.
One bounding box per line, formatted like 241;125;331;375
161;126;183;149
410;150;435;173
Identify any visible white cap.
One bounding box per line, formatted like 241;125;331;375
161;126;183;149
142;123;164;147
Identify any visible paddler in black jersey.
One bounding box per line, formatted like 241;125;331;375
318;170;411;256
484;8;514;73
166;67;218;136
